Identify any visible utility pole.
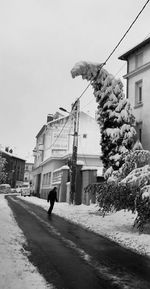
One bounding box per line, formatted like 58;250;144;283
70;99;80;204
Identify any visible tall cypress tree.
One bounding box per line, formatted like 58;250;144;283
71;61;136;177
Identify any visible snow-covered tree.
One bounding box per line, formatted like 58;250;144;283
71;61;136;176
0;155;7;184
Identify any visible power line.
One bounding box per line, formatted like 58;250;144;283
114;63;126;77
42;1;150;155
144;32;150;40
82;97;95;110
73;0;150;106
104;0;150;64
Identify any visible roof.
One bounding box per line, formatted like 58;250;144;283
0;149;25;161
118;37;150;61
36;125;46;139
36;111;96;138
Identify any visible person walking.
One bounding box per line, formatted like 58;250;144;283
47;187;58;215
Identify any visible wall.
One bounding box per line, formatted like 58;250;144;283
67;112;101;157
24;163;33;183
40;159;66;199
127;54;150;150
128;43;150;73
81;169;97;205
77;156;102;167
34;132;45;168
43;116;73;161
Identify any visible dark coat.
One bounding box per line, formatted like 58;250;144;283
47;187;58;203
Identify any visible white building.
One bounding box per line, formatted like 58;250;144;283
33;110;102;202
119;36;150;149
24;162;34;184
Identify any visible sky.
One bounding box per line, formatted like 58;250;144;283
0;0;150;160
1;193;150;288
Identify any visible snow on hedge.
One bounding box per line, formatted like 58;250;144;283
121;165;150;187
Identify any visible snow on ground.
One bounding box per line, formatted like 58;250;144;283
0;194;54;289
19;196;150;257
1;194;150;289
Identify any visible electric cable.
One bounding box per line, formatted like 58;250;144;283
104;0;150;65
40;1;150;156
72;0;150;107
82;97;95;110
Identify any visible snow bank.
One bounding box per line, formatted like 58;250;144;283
0;195;54;289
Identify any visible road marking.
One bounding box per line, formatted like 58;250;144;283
9;196;143;289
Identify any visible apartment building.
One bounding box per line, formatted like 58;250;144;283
33;111;102;202
24;162;34;184
0;148;25;188
119;36;150;149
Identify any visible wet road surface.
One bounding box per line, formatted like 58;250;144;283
6;195;150;289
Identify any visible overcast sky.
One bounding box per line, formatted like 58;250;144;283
0;0;150;161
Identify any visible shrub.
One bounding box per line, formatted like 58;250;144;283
133;185;150;231
120;165;150;188
85;151;150;230
85;181;139;216
85;177;150;231
108;150;150;182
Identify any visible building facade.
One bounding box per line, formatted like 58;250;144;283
119;37;150;150
33;111;102;202
0;149;25;188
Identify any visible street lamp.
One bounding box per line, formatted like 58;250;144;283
59;107;70;114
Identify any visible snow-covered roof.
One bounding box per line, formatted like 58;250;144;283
0;149;26;161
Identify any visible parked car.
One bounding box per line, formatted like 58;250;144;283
0;184;11;194
11;188;16;193
20;183;31;197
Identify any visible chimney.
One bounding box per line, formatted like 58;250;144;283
47;114;54;123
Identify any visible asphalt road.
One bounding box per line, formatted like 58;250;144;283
6;195;150;289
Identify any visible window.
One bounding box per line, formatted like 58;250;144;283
136;122;142;143
139;128;142;143
83;134;87;138
135;52;143;69
42;172;51;186
135;80;143;106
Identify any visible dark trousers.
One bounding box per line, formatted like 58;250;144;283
48;200;55;214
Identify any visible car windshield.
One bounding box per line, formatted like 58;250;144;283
0;184;11;189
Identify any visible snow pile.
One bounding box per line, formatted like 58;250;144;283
0;195;53;289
